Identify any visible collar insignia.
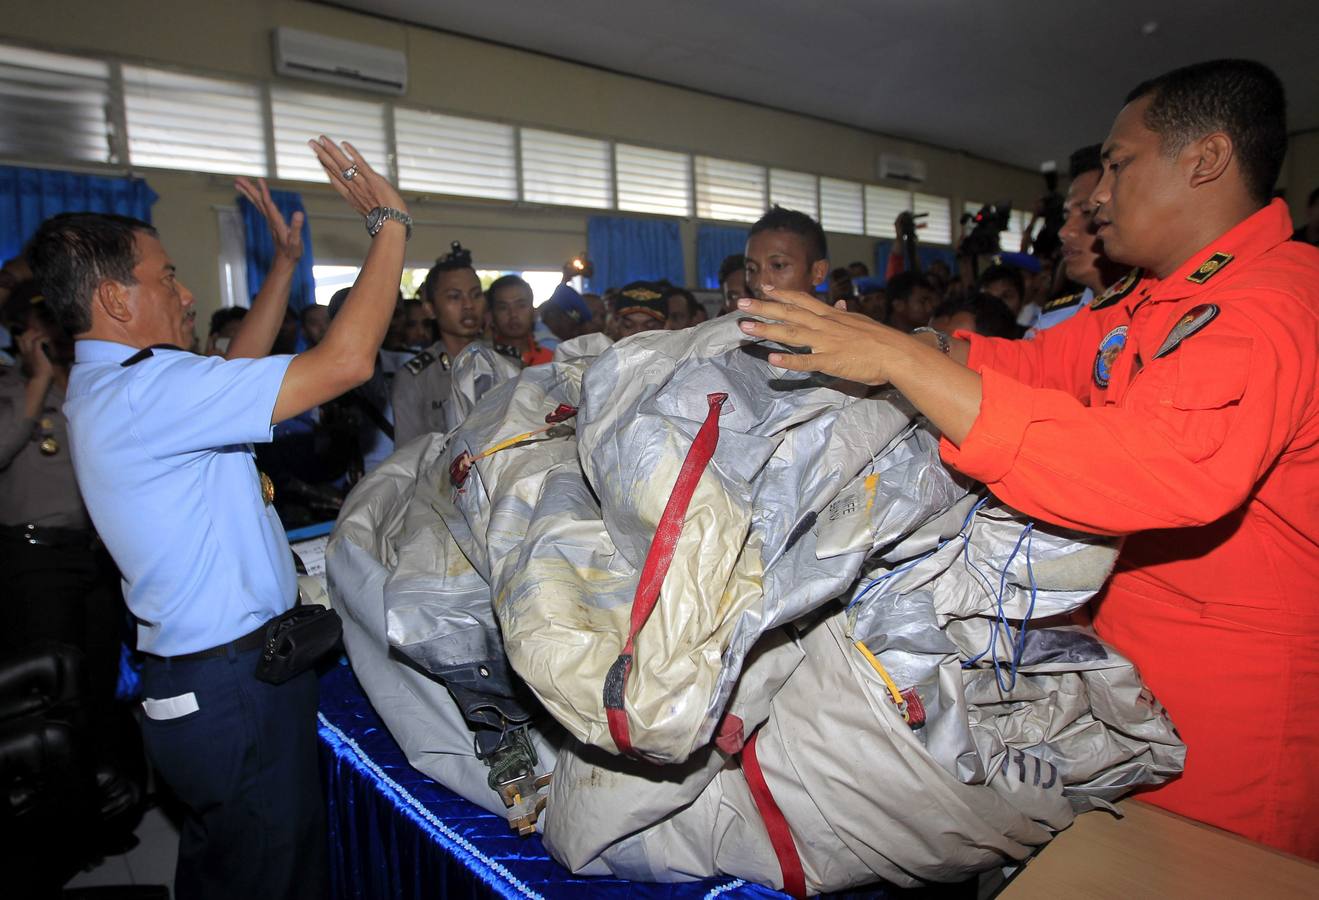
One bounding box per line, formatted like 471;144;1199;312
1153;304;1220;359
1089;268;1141;311
1186;252;1234;285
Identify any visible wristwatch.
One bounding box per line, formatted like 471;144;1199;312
912;326;951;356
365;206;412;241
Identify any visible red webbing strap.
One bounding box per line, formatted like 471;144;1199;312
742;731;807;899
604;392;728;757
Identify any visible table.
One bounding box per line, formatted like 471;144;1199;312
1002;798;1319;898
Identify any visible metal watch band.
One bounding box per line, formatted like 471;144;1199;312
367;206;412;241
913;327;951;356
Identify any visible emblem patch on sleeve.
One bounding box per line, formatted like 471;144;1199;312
1153;304;1220;359
1186;252;1234;285
1093;325;1128;389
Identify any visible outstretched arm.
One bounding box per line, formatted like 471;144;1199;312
736;288;980;443
226;177;304;360
272;138;408;424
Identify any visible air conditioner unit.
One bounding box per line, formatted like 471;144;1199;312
273;27;407;96
879;153;927;184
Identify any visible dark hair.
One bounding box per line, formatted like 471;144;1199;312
487;274;531;305
662;285;701;318
211;306;248;335
848;261;870;276
26;299;76;368
1125;59;1286;206
977;264;1025;300
942;292;1022;339
718;253;745;285
1069;144;1103;179
885;271;933;304
1308;186;1319;208
748;206;828;264
29;213;157;334
422;241;475;302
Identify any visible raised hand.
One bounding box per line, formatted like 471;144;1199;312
17;328;54;382
306;136;407;218
235;176;303;264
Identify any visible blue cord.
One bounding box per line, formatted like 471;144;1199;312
846;496;987;611
961;521;1038;693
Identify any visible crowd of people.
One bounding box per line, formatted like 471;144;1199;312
0;55;1317;898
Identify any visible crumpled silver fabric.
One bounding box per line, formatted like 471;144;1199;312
326;316;1186;893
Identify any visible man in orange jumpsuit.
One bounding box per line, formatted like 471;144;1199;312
736;59;1319;860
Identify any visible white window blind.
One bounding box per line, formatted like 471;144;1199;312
520;128;612;209
695;156;766;223
0;45;113;164
395;108;516;200
272;87;388;183
769;168;817;219
912;192;951;245
819;177;864;234
864;185;910;238
123;66;266;176
615;143;690;216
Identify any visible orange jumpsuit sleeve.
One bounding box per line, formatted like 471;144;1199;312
941;303;1306;536
956;303;1102;403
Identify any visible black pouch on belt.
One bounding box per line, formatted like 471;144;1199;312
254;603;343;685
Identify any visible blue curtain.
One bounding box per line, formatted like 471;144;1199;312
872;240;957;285
585;216;684;292
0;165;158;262
239;188;316;312
696;224;749;289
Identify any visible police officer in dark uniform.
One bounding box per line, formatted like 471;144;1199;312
0;295;123;703
391;242;486;445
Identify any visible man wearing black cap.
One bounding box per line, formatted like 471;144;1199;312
613;282;669;337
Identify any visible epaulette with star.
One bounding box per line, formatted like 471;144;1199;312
1089;268;1143;311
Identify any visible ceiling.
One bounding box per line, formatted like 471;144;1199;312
326;0;1319;172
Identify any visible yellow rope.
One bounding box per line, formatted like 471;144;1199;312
854;640;910;723
473;423;557;461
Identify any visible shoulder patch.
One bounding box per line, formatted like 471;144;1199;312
1186;251;1234;285
1089;268;1141;311
1042;291;1084;313
1153;304;1219;359
403;350;435;376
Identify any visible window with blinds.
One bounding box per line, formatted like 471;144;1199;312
769;168;817;219
695;156;766;223
819;177;864;234
864;184;910;238
271;87;388;183
520;128;612;209
912;192;951;245
395;108;516;200
123;66;266;176
0;45;113;164
615;143;690;216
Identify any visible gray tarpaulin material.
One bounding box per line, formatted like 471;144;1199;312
326;316;1185;893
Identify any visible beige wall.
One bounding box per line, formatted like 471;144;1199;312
2;0;1046;326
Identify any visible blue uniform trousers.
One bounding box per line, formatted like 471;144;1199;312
140;646;327;900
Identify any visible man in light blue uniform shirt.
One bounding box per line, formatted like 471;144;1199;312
31;140;411;900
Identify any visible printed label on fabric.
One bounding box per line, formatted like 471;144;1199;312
143;692;200;720
1092;325;1129;390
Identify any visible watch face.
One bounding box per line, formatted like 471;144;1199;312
366;208;383;234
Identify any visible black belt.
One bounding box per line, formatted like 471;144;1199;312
148;620;270;663
0;523;93;549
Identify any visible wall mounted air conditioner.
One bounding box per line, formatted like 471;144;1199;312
272;27;407;96
879;153;927;184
